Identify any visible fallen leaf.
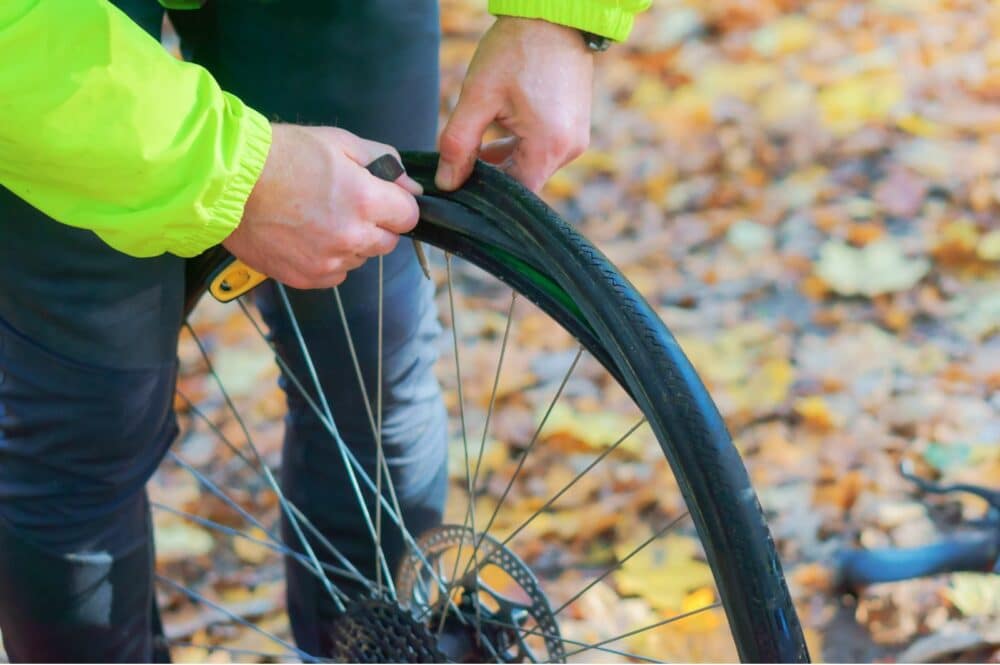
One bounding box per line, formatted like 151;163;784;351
948;573;1000;617
154;522;214;563
815;238;930;297
613;534;715;611
233;527;273;565
819;73;904;136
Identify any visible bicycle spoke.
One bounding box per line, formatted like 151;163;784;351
458;417;647;584
499;418;646;548
553;511;690;617
157;640;307;663
175;389;369;593
375;256;385;594
275;284;396;598
439;253;482;638
477;618;667;664
562;603;723;659
330;284;411;587
471;290;517;492
235;299;463;613
181;324;357;607
467;346;582;577
167;452;352;611
156;574;317;663
152;502;362;592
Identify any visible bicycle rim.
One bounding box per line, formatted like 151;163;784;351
162;153;808;663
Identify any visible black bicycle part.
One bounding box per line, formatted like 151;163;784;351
182;151;809;663
834;462;1000;590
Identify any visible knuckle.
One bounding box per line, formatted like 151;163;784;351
323;257;345;274
342;227;369;253
400;200;420;232
547;127;575;157
438;128;471;160
354;187;377;220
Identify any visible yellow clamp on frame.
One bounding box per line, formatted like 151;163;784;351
208;153;411;303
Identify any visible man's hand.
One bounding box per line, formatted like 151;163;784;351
435;16;594;193
223;124;421;289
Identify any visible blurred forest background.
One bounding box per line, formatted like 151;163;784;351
139;0;1000;663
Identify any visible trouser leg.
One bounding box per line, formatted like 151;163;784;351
0;196;184;661
0;4;183;654
168;0;446;653
0;494;167;663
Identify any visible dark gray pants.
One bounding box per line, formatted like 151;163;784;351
0;1;446;660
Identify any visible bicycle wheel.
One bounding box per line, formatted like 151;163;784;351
159;152;809;663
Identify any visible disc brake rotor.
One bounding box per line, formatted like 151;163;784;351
396;524;566;663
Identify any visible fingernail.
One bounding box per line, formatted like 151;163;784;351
403;175;423;195
435;163;454;191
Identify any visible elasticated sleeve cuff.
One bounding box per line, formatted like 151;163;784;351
487;0;650;42
161;100;272;257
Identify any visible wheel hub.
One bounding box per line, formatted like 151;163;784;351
396;525;566;663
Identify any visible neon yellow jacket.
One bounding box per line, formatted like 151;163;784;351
0;0;648;259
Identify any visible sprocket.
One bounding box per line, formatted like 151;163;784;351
328;595;445;664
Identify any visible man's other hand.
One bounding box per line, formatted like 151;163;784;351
435;16;595;194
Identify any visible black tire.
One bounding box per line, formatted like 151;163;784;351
182;152;809;663
404;153;808;663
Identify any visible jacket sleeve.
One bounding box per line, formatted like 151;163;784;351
0;0;272;258
487;0;652;42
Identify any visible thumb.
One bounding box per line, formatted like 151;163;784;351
436;90;497;191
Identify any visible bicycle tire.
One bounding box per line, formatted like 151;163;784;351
182;151;809;663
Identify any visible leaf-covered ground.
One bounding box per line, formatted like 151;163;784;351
14;1;1000;663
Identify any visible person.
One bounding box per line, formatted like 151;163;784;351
0;0;649;660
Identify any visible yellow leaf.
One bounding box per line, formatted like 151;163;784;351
977;229;1000;261
233;527;272;565
675;587;723;633
933;219;981;265
574;150;618;174
154;522;214;563
539;403;648;455
896;114;947;138
700;62;779;101
758;82;815;126
948;573;1000;617
740;358;795;412
815;239;929;297
794;396;841;432
543;170;580;200
613;534;715;611
818;73;903;136
751;15;817;56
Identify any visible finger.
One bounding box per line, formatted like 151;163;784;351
358;226;401;258
436;88;498;191
321;271;349;288
345;254;368;270
396;173;423;196
362;178;420;234
479;137;518;166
